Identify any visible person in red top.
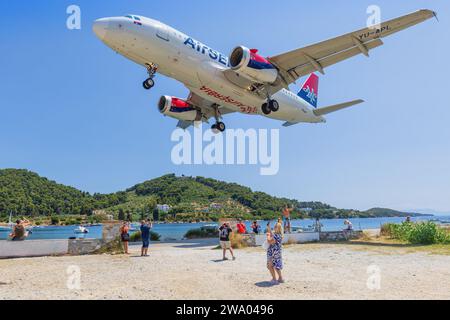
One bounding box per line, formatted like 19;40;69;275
236;220;247;234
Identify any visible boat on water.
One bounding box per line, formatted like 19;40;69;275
74;226;89;234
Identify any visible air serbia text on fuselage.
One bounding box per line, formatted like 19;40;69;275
184;37;229;67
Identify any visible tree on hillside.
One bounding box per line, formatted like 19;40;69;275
118;208;125;221
153;208;159;222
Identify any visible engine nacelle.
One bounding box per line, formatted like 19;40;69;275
158;96;201;122
229;46;278;84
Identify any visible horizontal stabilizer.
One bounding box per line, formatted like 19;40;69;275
282;122;299;127
313;99;364;116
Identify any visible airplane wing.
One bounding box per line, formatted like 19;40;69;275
268;9;436;87
223;10;436;96
176;91;236;129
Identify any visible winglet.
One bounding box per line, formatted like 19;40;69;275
433;11;439;22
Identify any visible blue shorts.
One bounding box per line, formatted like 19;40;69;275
142;239;150;248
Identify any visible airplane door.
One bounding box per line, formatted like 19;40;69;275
156;24;170;42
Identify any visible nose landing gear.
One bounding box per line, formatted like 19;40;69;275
211;121;226;133
143;63;158;90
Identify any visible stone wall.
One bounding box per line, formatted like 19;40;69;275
319;230;363;242
102;222;121;242
242;231;363;247
243;232;320;247
0;240;69;259
1;222;122;259
68;239;103;255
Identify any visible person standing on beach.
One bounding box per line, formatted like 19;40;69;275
343;219;353;239
266;222;284;284
282;205;293;234
120;221;130;254
251;221;261;234
237;220;247;234
219;222;235;261
264;221;271;234
140;220;152;257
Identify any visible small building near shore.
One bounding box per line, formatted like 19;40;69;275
157;204;171;213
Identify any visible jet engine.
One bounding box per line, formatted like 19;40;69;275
158;96;202;121
229;46;278;84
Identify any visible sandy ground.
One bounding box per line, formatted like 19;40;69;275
0;239;449;300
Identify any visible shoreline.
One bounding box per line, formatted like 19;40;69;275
0;215;438;228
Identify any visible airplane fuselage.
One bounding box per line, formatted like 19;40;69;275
93;15;325;124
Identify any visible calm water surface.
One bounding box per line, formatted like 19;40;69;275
0;216;446;241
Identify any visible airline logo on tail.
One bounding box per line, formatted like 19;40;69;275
298;73;319;108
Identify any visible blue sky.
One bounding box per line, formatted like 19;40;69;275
0;0;449;213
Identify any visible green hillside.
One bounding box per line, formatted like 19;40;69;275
0;169;430;222
0;169;126;216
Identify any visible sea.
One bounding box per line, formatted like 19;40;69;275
0;216;448;241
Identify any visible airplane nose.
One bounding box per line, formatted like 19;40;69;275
93;18;110;40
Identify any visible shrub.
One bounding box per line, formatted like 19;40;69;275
50;216;60;225
184;227;217;239
408;222;437;245
381;222;449;245
380;223;395;236
230;232;248;249
129;230;161;242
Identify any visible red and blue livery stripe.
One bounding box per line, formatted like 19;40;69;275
248;49;276;70
170;98;194;113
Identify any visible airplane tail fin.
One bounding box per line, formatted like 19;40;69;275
298;73;319;108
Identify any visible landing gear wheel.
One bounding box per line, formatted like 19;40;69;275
211;122;226;133
143;78;155;90
216;122;226;132
262;103;272;115
269;99;279;112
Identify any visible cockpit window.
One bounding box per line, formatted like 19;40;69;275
134;16;141;21
125;15;133;19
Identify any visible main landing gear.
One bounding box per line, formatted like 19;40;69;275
211;104;226;133
261;99;279;115
143;63;158;90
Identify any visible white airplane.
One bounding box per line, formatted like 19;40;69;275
93;10;436;132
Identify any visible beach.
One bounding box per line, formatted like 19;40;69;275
0;239;449;300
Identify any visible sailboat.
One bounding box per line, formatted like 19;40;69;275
8;212;14;228
0;212;14;231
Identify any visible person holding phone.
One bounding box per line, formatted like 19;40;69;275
266;222;284;284
218;222;235;261
140;219;153;257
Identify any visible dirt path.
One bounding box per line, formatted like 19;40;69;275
0;240;449;300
